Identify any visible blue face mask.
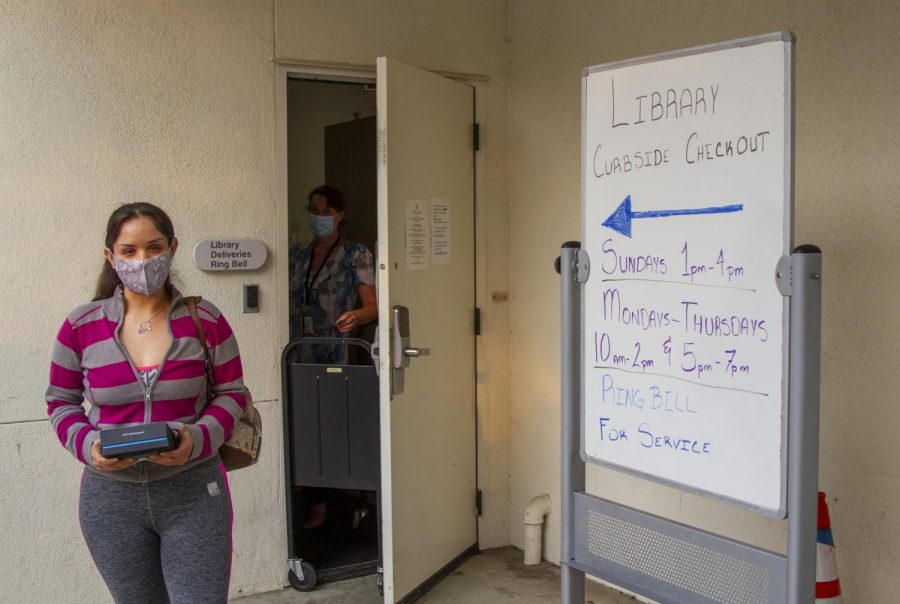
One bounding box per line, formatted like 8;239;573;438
308;214;335;238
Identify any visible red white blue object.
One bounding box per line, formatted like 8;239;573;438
816;491;842;603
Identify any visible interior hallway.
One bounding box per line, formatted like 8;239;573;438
233;546;638;603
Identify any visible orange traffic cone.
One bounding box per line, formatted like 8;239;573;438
816;491;842;603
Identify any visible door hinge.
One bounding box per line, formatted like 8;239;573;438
476;489;483;516
473;123;480;151
474;307;481;336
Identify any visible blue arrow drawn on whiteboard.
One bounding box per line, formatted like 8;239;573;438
602;195;743;238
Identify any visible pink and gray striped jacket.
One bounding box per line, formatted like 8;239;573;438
46;287;246;482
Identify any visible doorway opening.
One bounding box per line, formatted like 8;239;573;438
284;76;381;589
276;60;488;602
286;77;379;357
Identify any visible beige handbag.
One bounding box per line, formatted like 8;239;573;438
185;296;261;471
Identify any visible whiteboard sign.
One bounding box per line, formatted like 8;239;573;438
193;238;268;271
581;34;792;515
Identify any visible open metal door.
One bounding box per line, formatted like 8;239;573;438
375;57;477;602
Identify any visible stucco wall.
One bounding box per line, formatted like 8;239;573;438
0;0;510;601
507;1;900;602
13;0;893;601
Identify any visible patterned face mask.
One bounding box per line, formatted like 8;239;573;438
110;249;172;296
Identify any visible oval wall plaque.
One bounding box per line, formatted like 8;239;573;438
192;238;268;271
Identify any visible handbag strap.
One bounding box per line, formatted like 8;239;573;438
184;296;214;405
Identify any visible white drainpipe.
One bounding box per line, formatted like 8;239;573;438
523;494;552;565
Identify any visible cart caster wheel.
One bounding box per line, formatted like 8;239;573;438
288;562;317;592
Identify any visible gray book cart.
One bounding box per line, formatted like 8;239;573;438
281;337;381;593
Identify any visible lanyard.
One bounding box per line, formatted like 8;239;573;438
304;238;342;302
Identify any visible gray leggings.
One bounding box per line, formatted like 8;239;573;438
79;458;232;604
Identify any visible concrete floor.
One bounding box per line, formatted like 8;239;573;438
233;546;638;604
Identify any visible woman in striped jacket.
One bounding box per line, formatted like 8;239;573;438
46;202;244;604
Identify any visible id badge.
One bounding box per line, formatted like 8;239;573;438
302;314;315;336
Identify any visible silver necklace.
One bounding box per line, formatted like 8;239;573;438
136;306;167;335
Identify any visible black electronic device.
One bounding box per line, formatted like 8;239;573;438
99;422;177;459
244;284;259;313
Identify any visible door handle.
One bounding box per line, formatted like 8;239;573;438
404;347;430;358
391;306;430;395
392;306;431;369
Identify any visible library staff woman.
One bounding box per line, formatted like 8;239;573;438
289;185;377;364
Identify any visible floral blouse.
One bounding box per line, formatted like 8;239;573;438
289;240;375;364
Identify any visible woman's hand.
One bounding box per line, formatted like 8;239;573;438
334;310;359;333
336;285;377;333
148;426;193;467
91;440;137;472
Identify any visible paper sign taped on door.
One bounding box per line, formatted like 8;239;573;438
431;198;451;265
405;199;429;270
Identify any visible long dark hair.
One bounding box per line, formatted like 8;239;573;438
93;202;176;301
